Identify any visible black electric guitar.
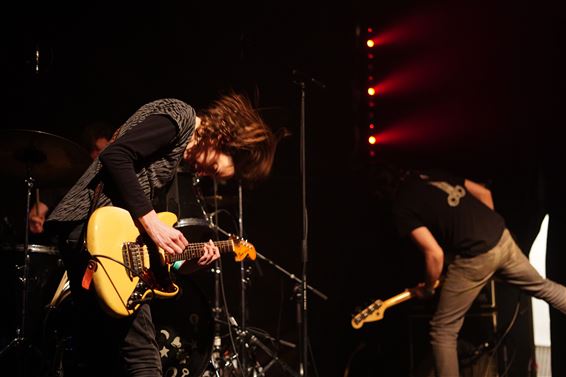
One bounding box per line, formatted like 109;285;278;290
85;206;256;317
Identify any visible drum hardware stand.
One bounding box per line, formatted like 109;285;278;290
190;176;227;375
0;159;40;377
207;220;322;377
227;316;300;377
202;181;303;377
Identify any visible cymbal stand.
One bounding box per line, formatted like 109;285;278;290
0;169;36;376
237;180;251;376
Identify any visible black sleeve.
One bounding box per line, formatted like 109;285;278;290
393;202;423;237
98;115;178;218
392;185;424;237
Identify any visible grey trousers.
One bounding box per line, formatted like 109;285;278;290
430;229;566;377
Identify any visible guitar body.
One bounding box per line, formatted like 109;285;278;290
86;206;179;317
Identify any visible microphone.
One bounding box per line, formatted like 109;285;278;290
291;69;326;89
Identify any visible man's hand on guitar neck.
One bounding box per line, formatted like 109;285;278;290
177;240;221;275
410;280;440;300
138;210;220;264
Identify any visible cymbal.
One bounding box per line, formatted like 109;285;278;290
0;129;91;188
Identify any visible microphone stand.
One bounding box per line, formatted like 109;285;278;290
254;253;328;302
292;69;325;377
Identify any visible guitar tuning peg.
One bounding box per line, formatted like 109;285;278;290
352;306;364;317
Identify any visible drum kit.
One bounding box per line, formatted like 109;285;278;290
0;128;310;377
0;129;91;376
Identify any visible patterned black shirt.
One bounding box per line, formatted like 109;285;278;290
48;98;195;222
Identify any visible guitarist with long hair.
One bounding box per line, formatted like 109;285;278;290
46;93;283;377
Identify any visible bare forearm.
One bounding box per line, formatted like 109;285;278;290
423;250;443;288
465;179;494;209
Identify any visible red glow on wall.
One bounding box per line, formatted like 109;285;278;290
378;105;466;146
372;6;448;46
370;54;451;96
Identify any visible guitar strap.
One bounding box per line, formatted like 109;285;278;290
81;126;123;290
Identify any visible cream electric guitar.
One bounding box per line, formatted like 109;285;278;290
351;281;440;329
86;206;256;317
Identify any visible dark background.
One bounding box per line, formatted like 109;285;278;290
1;1;565;376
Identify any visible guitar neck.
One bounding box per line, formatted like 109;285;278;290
381;290;413;310
165;239;234;264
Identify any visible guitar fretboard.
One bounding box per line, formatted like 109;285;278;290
165;239;234;263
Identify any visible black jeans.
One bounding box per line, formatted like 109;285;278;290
55;221;162;377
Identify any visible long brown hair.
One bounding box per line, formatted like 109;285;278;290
195;93;282;182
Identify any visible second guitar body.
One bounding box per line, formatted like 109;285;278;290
85;206;255;317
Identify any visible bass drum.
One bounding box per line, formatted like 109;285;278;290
151;275;214;377
43;275;214;377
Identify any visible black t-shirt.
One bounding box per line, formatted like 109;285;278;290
393;170;505;257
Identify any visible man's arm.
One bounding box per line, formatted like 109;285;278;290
99;116;188;255
464;179;494;210
410;226;444;298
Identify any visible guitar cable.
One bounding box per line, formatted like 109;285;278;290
88;253;158;310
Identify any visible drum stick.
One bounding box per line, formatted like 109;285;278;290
35;188;40;215
49;271;69;307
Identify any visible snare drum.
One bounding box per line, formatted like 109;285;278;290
0;242;59;255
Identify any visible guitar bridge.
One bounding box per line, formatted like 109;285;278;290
123;242;144;279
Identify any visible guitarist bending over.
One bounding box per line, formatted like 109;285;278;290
373;165;566;377
46;94;284;377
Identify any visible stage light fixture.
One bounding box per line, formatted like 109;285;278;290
368;135;377;145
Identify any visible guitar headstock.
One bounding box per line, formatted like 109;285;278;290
230;236;257;261
351;299;385;329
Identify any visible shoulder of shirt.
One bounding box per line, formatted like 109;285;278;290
419;169;464;184
146;98;191;107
